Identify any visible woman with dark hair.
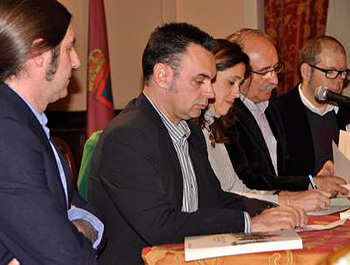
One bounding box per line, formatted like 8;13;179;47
200;39;330;212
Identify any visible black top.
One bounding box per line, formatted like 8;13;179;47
306;108;339;172
225;98;310;191
88;93;272;265
0;82;98;264
274;85;350;175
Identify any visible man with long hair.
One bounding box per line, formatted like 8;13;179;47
0;0;103;263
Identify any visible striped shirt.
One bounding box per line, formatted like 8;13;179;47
144;93;251;232
145;94;198;212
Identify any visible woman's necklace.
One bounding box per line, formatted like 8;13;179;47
208;129;216;148
204;106;220;148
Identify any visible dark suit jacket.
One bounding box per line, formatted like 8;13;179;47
88;93;271;265
274;85;350;175
225;98;309;191
0;82;97;264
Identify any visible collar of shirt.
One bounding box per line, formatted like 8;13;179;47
5;83;51;139
298;84;339;116
143;92;191;145
240;93;269;118
203;106;220;130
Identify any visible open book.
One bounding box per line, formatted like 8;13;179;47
185;230;302;261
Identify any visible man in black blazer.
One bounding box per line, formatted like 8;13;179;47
89;23;307;265
0;1;104;264
225;29;346;195
275;36;350;176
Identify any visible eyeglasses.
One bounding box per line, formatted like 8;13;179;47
309;64;350;80
251;62;284;79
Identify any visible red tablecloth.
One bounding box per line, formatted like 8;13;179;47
142;215;350;265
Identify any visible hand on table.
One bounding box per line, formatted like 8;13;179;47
317;160;334;177
312;175;347;197
251;205;307;232
279;190;330;212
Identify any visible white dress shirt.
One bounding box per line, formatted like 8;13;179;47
240;95;278;175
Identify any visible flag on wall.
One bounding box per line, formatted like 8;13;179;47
86;0;114;138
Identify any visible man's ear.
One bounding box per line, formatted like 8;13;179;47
32;52;45;68
31;38;51;68
153;63;173;89
300;63;311;82
239;76;251;95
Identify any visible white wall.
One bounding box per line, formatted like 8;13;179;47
53;0;350;110
326;0;350;95
50;0;255;111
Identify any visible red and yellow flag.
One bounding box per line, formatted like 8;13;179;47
87;0;114;138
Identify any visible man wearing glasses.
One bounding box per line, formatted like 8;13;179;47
275;36;350;178
224;30;346;196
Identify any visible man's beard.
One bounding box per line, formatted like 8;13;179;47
46;46;60;82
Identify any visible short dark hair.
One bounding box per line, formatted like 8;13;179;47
0;0;71;81
199;39;251;144
142;22;217;85
299;35;346;68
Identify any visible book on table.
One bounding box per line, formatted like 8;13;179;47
185;230;302;261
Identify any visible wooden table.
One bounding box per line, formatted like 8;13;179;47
142;215;350;265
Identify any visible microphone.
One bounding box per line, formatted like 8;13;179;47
315;86;350;107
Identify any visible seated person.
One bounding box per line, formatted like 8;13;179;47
0;0;104;264
224;29;347;196
274;36;350;176
88;23;306;265
199;39;330;212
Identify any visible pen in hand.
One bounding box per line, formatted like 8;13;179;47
308;174;317;189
